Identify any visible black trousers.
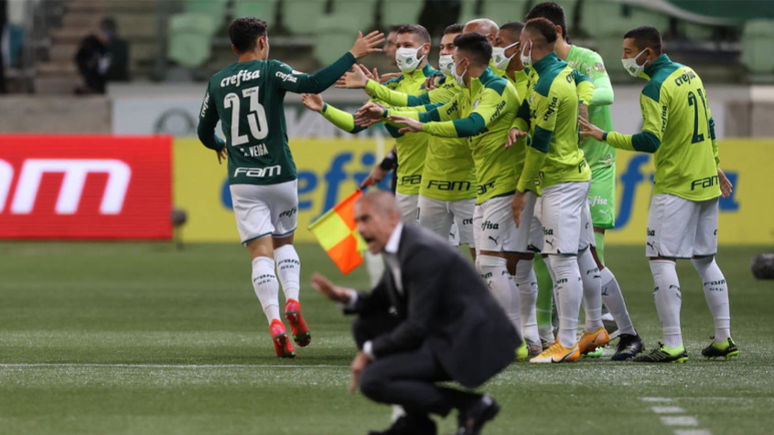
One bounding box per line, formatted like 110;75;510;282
353;313;481;417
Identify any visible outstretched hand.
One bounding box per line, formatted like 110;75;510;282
349;31;385;59
387;115;422;134
579;117;605;142
311;272;353;304
505;128;528;149
335;64;370;89
302;93;325;112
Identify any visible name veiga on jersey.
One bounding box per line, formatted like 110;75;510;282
220;69;261;88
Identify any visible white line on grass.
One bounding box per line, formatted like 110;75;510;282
640;397;674;402
673;431;712;435
652;406;686;414
661;416;699;426
0;363;343;369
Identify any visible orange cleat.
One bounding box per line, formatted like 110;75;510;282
578;326;610;355
284;299;311;347
270;319;296;358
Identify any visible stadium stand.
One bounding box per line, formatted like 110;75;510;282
741;19;774;78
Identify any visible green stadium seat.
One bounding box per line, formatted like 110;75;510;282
381;0;424;28
332;0;378;31
314;16;358;65
283;0;327;35
233;0;279;22
167;13;215;68
481;0;530;26
741;19;774;74
184;0;228;17
682;22;715;41
580;0;669;37
459;0;479;25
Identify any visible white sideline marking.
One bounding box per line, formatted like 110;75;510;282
674;431;712;435
641;397;674;402
652;406;685;414
0;363;341;369
661;416;699;427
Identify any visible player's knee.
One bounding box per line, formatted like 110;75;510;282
548;254;577;278
358;367;387;402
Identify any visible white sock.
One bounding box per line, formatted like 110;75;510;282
692;256;731;342
515;259;539;347
599;267;636;336
252;256;281;325
548;255;583;348
650;260;683;348
478;255;521;334
577;248;603;332
274;245;301;303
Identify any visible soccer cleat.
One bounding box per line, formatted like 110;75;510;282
270;319;296;358
578;326;610;355
526;340;543;358
456;394;500;435
611;333;645;361
702;337;739;359
284;299;311;347
530;340;580;363
632;343;688;363
515;341;530;362
540;338;554;351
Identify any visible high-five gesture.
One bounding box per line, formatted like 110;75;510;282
388;115;423;134
578;116;605;142
349;31;385;59
336;64;370;89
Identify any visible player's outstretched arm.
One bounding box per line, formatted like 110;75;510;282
302;93;369;134
278;31;384;95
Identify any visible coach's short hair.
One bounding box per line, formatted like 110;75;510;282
444;23;464;35
395;24;432;44
624;26;663;54
229;17;268;53
524;17;558;48
526;2;568;41
453;32;492;66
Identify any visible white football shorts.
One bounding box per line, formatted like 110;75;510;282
395;193;419;225
539;181;591;255
473;192;538;254
230;180;298;244
646;194;719;258
417;195;475;246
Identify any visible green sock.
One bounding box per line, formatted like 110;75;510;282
594;232;606;266
535;255;554;329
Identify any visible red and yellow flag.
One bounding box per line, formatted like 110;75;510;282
309;189;368;274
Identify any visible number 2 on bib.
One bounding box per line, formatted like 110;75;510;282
224;86;268;146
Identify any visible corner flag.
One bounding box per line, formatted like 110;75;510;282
308;189;368;274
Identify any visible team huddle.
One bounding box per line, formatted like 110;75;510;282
198;2;737;365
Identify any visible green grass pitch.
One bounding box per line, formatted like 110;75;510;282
0;242;772;434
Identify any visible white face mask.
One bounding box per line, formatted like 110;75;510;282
520;40;533;68
621;48;649;77
395;47;425;73
438;54;454;76
491;41;519;70
452;59;468;87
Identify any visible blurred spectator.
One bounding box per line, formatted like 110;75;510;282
419;0;460;36
74;17;129;94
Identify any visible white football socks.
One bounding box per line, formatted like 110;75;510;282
548;255;583;348
650;259;683;348
252;256;281;325
692;256;731;342
515;259;540;347
478;255;521;334
274;245;301;303
599;267;636;336
577;248;603;332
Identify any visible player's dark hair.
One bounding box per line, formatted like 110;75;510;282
388;24;404;34
229;17;268;53
526;2;568;41
453;32;492;66
499;21;524;37
624;26;663;55
524;17;558;48
100;17;117;33
444;23;464;35
395;24;432;44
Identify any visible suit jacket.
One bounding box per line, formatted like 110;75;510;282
352;224;521;389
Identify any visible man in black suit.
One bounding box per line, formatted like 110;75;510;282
312;191;520;435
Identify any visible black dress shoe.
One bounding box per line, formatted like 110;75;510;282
368;415;437;435
455;395;500;435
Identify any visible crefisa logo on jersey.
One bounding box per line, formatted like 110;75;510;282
220;69;261;88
